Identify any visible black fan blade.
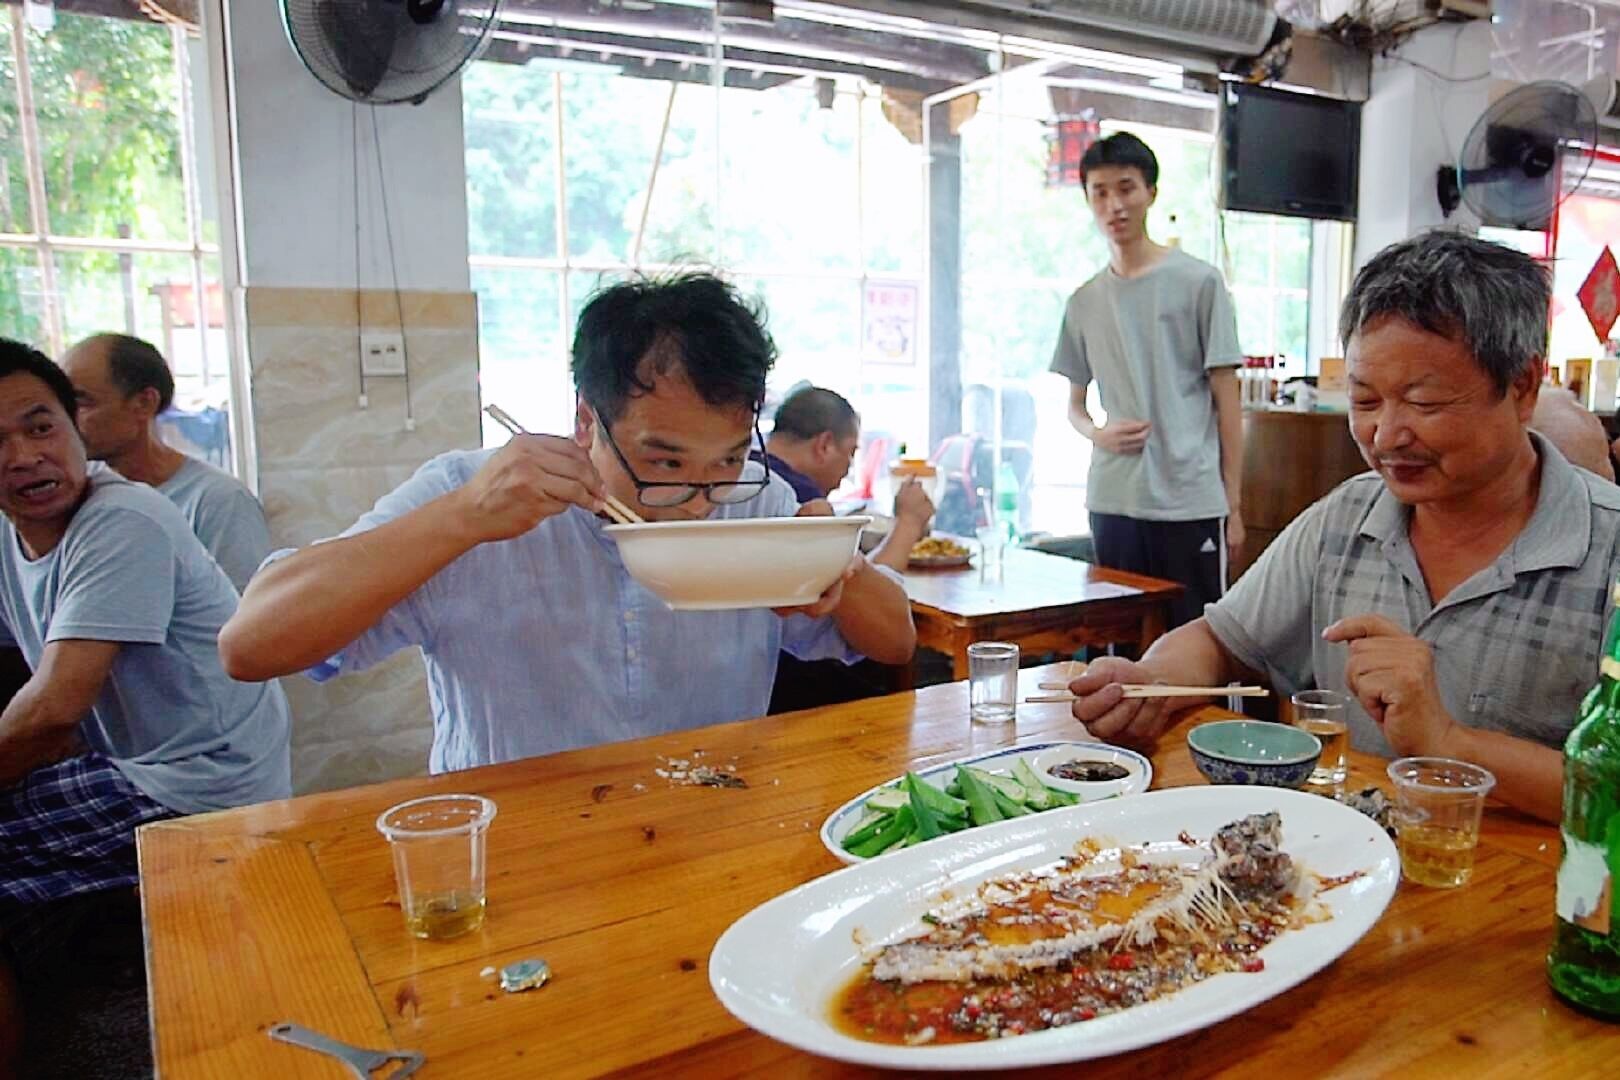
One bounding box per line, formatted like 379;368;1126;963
406;0;448;24
317;0;399;99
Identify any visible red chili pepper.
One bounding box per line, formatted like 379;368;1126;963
964;1004;981;1020
1242;956;1265;973
1107;953;1136;971
1078;1007;1098;1021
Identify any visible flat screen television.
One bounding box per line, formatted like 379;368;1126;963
1220;82;1361;221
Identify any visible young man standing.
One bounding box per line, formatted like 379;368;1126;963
1051;132;1245;627
61;334;271;592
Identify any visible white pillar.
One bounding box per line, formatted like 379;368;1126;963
1353;21;1492;270
221;0;470;291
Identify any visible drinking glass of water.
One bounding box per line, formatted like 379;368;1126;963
968;641;1019;725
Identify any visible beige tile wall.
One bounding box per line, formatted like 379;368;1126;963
244;286;481;793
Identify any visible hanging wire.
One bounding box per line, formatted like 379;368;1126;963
371;104;415;428
353;102;366;407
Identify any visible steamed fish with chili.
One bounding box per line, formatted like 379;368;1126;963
835;813;1338;1045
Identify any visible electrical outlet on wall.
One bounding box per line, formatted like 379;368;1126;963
360;332;407;377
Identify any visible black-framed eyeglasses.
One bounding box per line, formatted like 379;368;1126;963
593;408;772;508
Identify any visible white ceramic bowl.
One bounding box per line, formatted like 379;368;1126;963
605;515;871;610
1030;744;1150;799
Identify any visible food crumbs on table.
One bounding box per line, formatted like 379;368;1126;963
480;966;496;978
591;784;613;803
632;782;646;792
642;825;656;841
393;983;421;1019
500;959;552;993
656;753;747;788
679;958;698;972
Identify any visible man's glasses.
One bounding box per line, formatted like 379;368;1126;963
593;407;771;509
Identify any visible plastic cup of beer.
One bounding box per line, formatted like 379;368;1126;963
1387;757;1495;888
1292;689;1349;787
968;641;1019;725
377;794;497;940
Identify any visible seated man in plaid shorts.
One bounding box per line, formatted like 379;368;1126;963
0;339;290;1066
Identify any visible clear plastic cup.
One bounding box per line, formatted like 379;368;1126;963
1292;689;1349;786
376;794;497;940
969;641;1019;725
1386;757;1495;888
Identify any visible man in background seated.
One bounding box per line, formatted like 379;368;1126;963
758;385;933;572
756;387;935;712
1066;231;1619;824
759;386;860;504
1531;385;1615;482
0;339;290;1068
221;273;915;767
61;334;271;592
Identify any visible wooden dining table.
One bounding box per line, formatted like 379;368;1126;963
901;547;1183;682
140;663;1617;1078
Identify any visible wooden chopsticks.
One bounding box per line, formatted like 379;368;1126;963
481;404;645;526
1025;685;1268;704
1037;660;1088;690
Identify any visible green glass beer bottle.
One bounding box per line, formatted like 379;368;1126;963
1547;581;1620;1017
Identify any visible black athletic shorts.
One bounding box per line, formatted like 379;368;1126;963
1089;513;1225;629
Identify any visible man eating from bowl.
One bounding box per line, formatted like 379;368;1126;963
221;273;915;769
1064;231;1620;824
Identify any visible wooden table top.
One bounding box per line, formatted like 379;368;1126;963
902;547;1181;621
140;664;1618;1078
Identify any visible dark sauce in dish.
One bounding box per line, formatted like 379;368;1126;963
1050;760;1129;783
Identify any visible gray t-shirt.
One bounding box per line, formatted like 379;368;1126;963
0;465;291;814
1204;433;1620;755
1049;248;1243;520
158;456;271;593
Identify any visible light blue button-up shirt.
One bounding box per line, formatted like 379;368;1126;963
285;449;884;773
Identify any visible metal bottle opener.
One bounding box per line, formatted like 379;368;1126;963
268;1022;425;1079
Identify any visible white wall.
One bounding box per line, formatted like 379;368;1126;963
1353;21;1492;269
223;0;470;292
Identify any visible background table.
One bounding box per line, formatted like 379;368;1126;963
141;665;1617;1077
902;548;1182;682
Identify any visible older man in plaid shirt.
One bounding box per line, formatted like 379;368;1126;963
1064;232;1620;826
0;339;290;1067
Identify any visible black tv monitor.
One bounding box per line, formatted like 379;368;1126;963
1220;82;1361;221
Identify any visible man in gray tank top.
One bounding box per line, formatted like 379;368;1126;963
61;334;270;592
1049;133;1245;627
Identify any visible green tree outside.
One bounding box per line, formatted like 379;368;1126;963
0;12;191;346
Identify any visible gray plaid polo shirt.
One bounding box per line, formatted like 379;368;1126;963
1206;432;1620;755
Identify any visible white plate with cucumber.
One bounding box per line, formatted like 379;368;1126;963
819;741;1152;864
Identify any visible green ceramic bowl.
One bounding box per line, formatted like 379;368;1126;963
1187;719;1322;789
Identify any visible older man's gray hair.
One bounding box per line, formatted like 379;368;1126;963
1340;230;1552;395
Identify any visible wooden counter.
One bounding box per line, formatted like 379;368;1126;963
1235;408;1367;579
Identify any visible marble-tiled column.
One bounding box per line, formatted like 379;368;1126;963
244;286;481;793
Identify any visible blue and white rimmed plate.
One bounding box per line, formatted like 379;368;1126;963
715;786;1400;1071
819;740;1151;864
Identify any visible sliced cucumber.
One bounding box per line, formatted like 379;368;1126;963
990;785;1031;818
840;809;891;850
864;785;908;813
965;766;1028;805
1010;759;1053;810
